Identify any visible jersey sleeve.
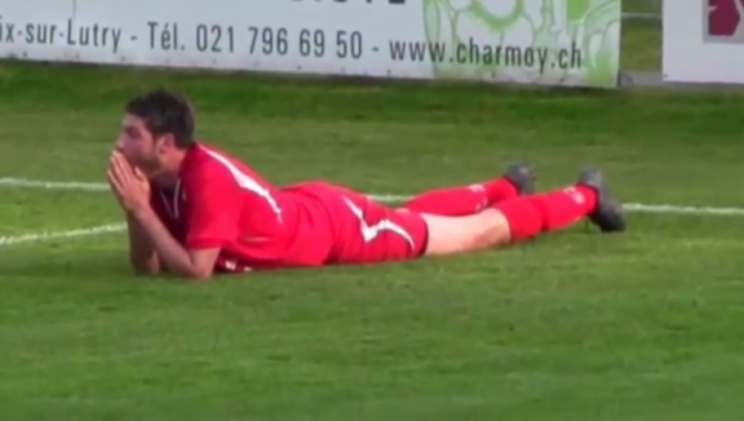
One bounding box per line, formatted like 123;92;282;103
183;171;243;250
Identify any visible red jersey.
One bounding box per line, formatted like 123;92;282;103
151;143;428;273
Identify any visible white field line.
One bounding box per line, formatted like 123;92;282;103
0;177;109;191
1;172;743;248
0;223;124;247
2;177;744;216
3;176;744;217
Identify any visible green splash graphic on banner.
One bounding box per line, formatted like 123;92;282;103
422;0;620;87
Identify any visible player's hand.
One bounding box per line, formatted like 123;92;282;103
131;165;151;198
107;151;150;213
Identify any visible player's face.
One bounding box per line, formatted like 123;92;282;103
115;115;173;175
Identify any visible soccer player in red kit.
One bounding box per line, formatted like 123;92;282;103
107;89;625;280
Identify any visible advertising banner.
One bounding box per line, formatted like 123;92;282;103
0;0;621;87
663;0;744;84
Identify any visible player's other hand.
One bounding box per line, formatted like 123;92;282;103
131;165;151;197
107;151;150;213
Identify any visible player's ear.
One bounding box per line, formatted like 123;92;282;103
154;133;177;154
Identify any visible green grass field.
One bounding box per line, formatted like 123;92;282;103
1;54;743;421
621;0;661;70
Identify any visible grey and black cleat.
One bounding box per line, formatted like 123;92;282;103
503;163;536;196
576;169;626;233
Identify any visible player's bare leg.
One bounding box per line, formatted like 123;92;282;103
422;169;625;256
400;163;535;217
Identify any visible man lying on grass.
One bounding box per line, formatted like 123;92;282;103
107;89;625;280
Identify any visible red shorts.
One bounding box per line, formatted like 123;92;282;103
282;182;429;265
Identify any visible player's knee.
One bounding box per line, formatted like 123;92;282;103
465;210;511;249
421;211;510;256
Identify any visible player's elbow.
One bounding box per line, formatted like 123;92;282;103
131;263;160;277
177;266;214;281
191;273;213;282
130;256;161;276
180;250;220;281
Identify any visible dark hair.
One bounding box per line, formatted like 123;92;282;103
125;88;195;149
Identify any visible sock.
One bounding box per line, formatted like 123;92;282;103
402;185;488;216
482;177;519;203
402;178;519;216
494;185;597;242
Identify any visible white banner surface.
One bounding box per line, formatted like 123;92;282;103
663;0;744;84
0;0;621;87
